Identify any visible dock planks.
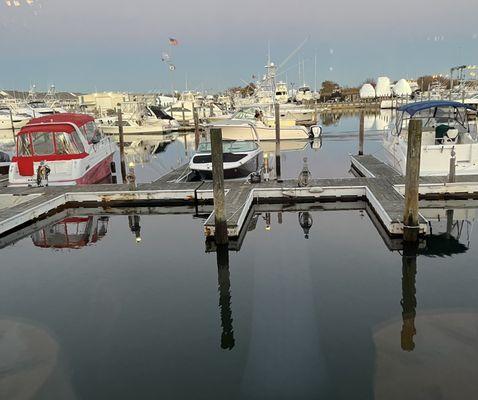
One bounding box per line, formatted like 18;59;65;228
1;155;478;241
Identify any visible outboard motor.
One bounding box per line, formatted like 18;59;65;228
309;125;322;139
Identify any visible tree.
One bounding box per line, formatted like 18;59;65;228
417;75;450;92
363;78;376;87
320;80;340;94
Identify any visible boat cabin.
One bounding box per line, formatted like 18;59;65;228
10;113;113;186
395;101;477;145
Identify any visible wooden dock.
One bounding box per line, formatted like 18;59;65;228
1;155;478;242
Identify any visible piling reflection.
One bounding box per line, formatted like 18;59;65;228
401;243;418;351
216;244;235;350
298;211;313;239
128;214;142;243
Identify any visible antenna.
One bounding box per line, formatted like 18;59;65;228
278;36;309;71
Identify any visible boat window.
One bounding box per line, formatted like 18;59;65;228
17;134;33;156
84;121;102;142
32;132;55;155
71;131;86;153
55;132;82;155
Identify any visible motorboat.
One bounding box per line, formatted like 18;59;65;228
275;82;289;104
0;105;30;131
9;113;116;186
211;105;322;141
98;102;179;135
383;100;478;176
189;139;263;180
20;101;56;118
295;86;313;103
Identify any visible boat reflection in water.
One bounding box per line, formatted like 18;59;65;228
31;216;109;250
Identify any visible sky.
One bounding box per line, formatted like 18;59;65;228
1;0;477;93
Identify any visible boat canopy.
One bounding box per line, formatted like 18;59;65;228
398;101;476;117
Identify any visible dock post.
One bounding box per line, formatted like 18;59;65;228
448;146;456;183
358;111;365;155
211;127;228;245
403;119;422;242
8;108;16;143
274;102;282;181
117;104;127;183
210;103;214;117
194;107;200;150
181;102;186;125
126;162;137;191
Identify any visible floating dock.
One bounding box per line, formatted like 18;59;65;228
1;155;478;242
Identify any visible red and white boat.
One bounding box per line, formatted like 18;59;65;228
9;113;116;186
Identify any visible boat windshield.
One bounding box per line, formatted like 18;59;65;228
396;106;471;135
17;131;85;156
197;140;258;153
28;102;48;109
232;107;262;120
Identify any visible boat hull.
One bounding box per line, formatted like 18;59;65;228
190;150;263;180
218;124;312;141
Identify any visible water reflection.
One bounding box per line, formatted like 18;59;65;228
298;211;313;239
31;216;109;249
401;243;418;351
216;244;235;350
128;214;142;243
0;202;477;398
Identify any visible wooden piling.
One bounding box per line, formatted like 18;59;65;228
194;107;200;150
448;147;456;183
117;104;127;182
210;104;214;117
181;102;186;124
274;103;282;181
210;127;228;244
403;119;422;242
359;111;365;155
8;108;16;143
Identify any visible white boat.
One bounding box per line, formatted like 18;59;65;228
383;100;478;176
189;139;263;180
98;102;179;135
295;86;313;103
0;106;30;131
9;113;116;186
275;81;289;104
17;101;56;118
211;106;321;141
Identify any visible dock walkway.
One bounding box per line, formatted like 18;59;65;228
1;155;478;241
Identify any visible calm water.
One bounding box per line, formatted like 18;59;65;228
122;111;391;183
2;112;477;399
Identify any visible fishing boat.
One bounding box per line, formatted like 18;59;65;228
295;86;313;103
189;139;263;180
98;102;179;135
9;113;116;186
211;106;322;141
383;100;478;176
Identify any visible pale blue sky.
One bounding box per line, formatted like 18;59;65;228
1;0;477;92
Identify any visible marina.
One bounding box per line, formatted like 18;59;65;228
3;0;478;398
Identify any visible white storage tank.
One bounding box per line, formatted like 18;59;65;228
375;77;392;98
359;84;376;99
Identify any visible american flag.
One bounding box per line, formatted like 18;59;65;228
169;38;179;46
